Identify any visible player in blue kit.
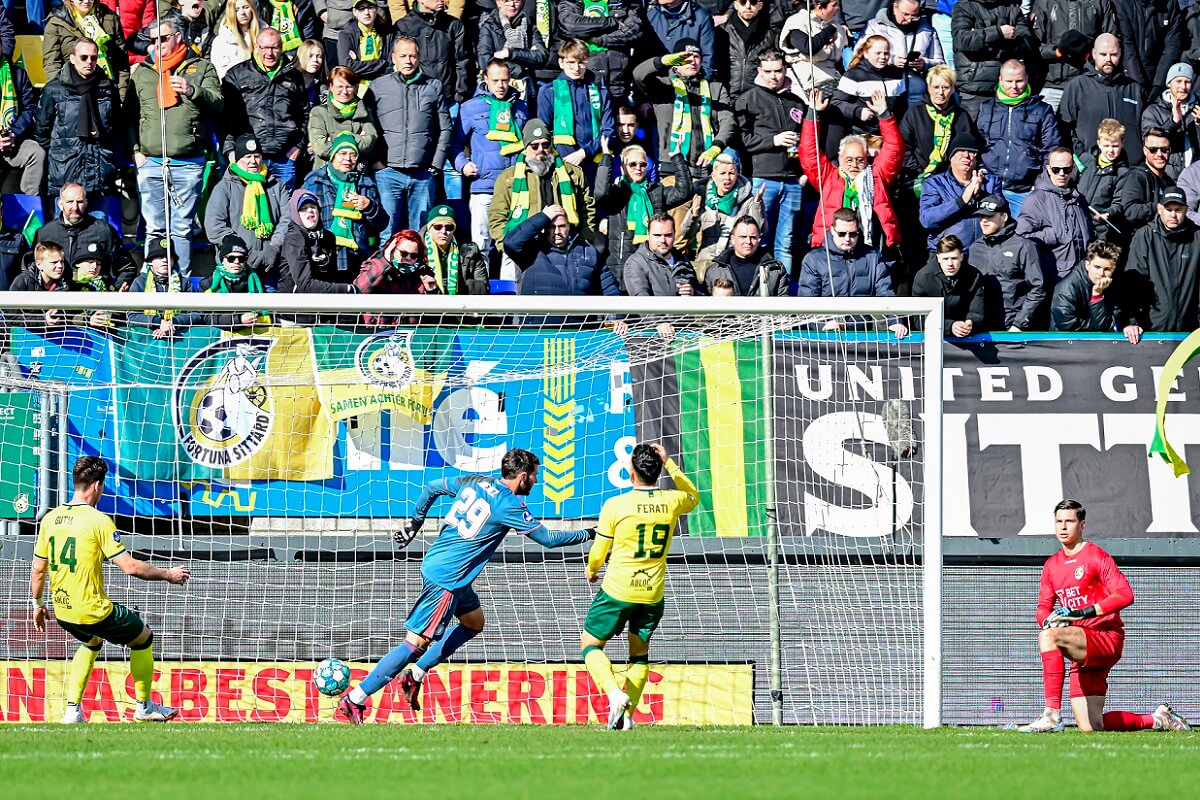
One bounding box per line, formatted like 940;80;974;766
338;448;595;723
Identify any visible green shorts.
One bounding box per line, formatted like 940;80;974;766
57;602;145;647
583;589;665;643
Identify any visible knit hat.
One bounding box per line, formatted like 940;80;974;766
1167;63;1195;86
219;234;250;261
1058;30;1091;68
234;134;260;160
146;236;175;262
71;242;107;268
330;131;359;156
948;132;980;156
522;118;551;146
426;204;456;226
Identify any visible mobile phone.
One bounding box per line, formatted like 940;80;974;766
906;50;920;61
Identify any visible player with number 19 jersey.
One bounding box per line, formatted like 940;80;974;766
416;474;575;590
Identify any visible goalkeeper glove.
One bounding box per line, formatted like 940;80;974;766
662;52;690;67
584;527;597;540
1044;604;1097;627
394;518;423;547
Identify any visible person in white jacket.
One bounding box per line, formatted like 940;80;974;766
209;0;264;79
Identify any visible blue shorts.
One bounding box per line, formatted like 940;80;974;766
404;581;481;641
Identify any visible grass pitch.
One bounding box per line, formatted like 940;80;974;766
1;724;1196;799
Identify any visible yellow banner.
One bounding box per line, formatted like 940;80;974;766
0;661;753;725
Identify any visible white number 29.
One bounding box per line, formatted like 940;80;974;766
444;485;492;540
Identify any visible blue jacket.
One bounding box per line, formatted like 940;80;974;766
796;232;896;298
536;73;615;160
452;88;530;195
506;212;620;296
918;168;1002;251
647;1;716;78
975;95;1060;193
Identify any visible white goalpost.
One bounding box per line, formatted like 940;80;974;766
0;292;943;727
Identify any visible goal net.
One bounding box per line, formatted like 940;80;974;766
0;293;943;726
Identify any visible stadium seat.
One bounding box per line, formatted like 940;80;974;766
489;279;517;295
14;36;47;88
92;197;124;235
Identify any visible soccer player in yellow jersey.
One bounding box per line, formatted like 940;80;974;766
581;443;699;730
30;456;191;723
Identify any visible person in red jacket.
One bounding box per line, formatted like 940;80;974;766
1019;499;1191;734
800;87;904;253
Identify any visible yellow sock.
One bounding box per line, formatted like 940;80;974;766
130;644;154;703
625;659;650;709
66;644;100;704
583;646;620;693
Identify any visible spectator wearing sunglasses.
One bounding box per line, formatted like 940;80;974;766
1016;147;1094;279
418;205;490;295
715;0;775;97
1111;127;1175;237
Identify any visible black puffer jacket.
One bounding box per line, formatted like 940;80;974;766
967;220;1045;330
911;259;989;334
393;8;472;104
1059;64;1145;165
33;215;137;290
221;57;307;158
716;12;775;97
1050;263;1120;332
951;0;1038;98
1114;0;1184;92
279;190;351;294
34;65;121;197
1124;216;1200;332
1076;148;1129;220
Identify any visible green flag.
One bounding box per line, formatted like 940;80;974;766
1149;328;1200;477
20;211;41;246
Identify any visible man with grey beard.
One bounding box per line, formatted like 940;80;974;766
489;118;597;258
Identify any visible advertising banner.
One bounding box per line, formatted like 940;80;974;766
0;661;753;725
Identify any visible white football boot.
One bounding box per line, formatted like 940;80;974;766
62;703;85;724
607;689;630;730
134;701;179;722
1018;710;1063;733
1153;704;1191;731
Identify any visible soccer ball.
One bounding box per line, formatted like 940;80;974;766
314;658;351;697
195;391;235;442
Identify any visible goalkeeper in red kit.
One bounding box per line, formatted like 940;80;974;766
1019;500;1191;733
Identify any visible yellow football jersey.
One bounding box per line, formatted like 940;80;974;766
588;459;699;604
34;504;126;625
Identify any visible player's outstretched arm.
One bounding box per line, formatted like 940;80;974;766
526;523;597;549
112;553;190;585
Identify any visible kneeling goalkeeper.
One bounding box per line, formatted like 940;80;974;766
580;443;698;730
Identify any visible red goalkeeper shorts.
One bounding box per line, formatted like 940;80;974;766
1068;628;1124;698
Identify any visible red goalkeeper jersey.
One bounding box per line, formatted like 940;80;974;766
1036;541;1133;632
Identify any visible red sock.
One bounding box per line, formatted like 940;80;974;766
1102;711;1155;731
1041;651;1065;710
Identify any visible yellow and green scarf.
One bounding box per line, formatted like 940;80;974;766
424;232;459;295
535;0;551;44
0;59;18;131
229;162;274;239
328;165;362;250
328;90;358;119
667;76;712;158
551;77;601;147
483;94;522;155
625;178;651;244
358;23;382;62
506;155;579;233
995;82;1031;106
254;53;281;80
71;6;113;79
269;0;302;52
705;176;744;216
143;267;182;321
916;104;955;196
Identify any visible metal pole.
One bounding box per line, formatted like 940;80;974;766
760;268;783;726
921;302;945;729
56;389;69;507
37;389;50;519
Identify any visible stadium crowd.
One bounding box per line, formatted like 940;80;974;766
0;0;1198;336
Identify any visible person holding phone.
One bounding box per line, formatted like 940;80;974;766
862;0;946;102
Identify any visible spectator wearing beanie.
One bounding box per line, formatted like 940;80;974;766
205;133;291;280
301;130;386;275
1140;62;1200;179
490;118;597;254
127;237;204;336
918;131;1000;250
419;204;490;295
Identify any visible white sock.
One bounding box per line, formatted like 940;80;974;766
409;665;426;682
348;686;368;705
